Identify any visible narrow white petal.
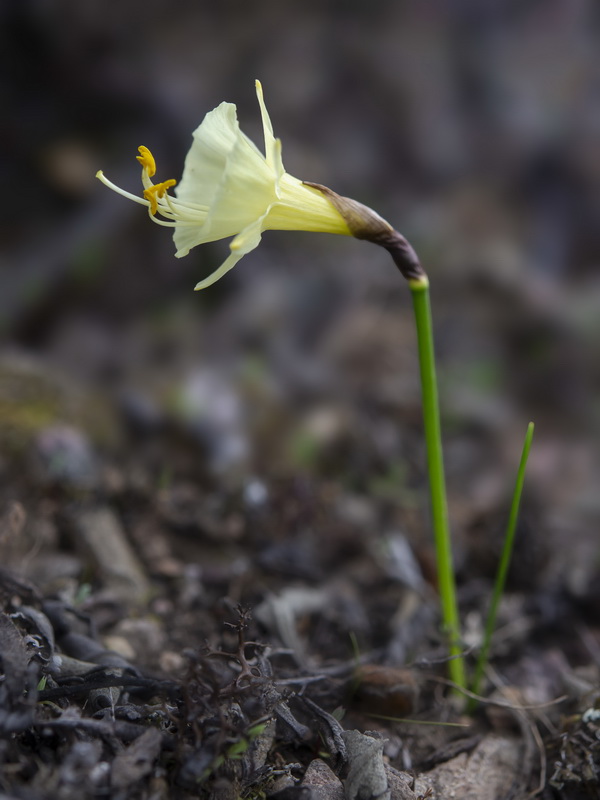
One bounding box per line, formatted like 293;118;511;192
255;80;284;184
192;249;246;289
229;215;266;253
192;215;267;288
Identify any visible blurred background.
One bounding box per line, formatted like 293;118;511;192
1;0;600;602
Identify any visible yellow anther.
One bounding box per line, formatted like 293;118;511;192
143;179;177;215
136;145;156;177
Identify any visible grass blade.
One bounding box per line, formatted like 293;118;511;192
469;421;535;708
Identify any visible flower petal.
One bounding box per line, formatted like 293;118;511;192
255;79;284;184
193;214;267;290
175;102;242;211
175;128;276;256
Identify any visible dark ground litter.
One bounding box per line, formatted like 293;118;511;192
3;2;600;798
0;290;599;799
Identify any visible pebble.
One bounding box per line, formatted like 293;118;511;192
72;507;150;605
301;759;344;800
32;424;99;490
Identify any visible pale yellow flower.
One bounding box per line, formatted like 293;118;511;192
96;80;352;290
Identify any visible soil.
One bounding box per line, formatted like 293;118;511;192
1;261;598;799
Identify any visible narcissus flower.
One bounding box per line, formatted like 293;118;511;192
97;81;359;290
98;80;424;287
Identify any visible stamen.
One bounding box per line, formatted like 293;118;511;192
96;170;150;207
136;146;156;177
143;179;177;215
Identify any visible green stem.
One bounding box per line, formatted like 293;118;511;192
410;277;465;690
469;421;535;709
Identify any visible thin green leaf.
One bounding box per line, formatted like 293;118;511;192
469;422;535;709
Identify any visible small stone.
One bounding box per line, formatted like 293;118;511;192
118;389;164;435
102;635;136;661
385;765;418;800
243;478;269;507
422;734;523;800
72;507;150;604
343;730;390;800
174;367;249;472
301;759;344;800
110;617;166;663
350;664;419;718
159;650;186;674
32;424;99;490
